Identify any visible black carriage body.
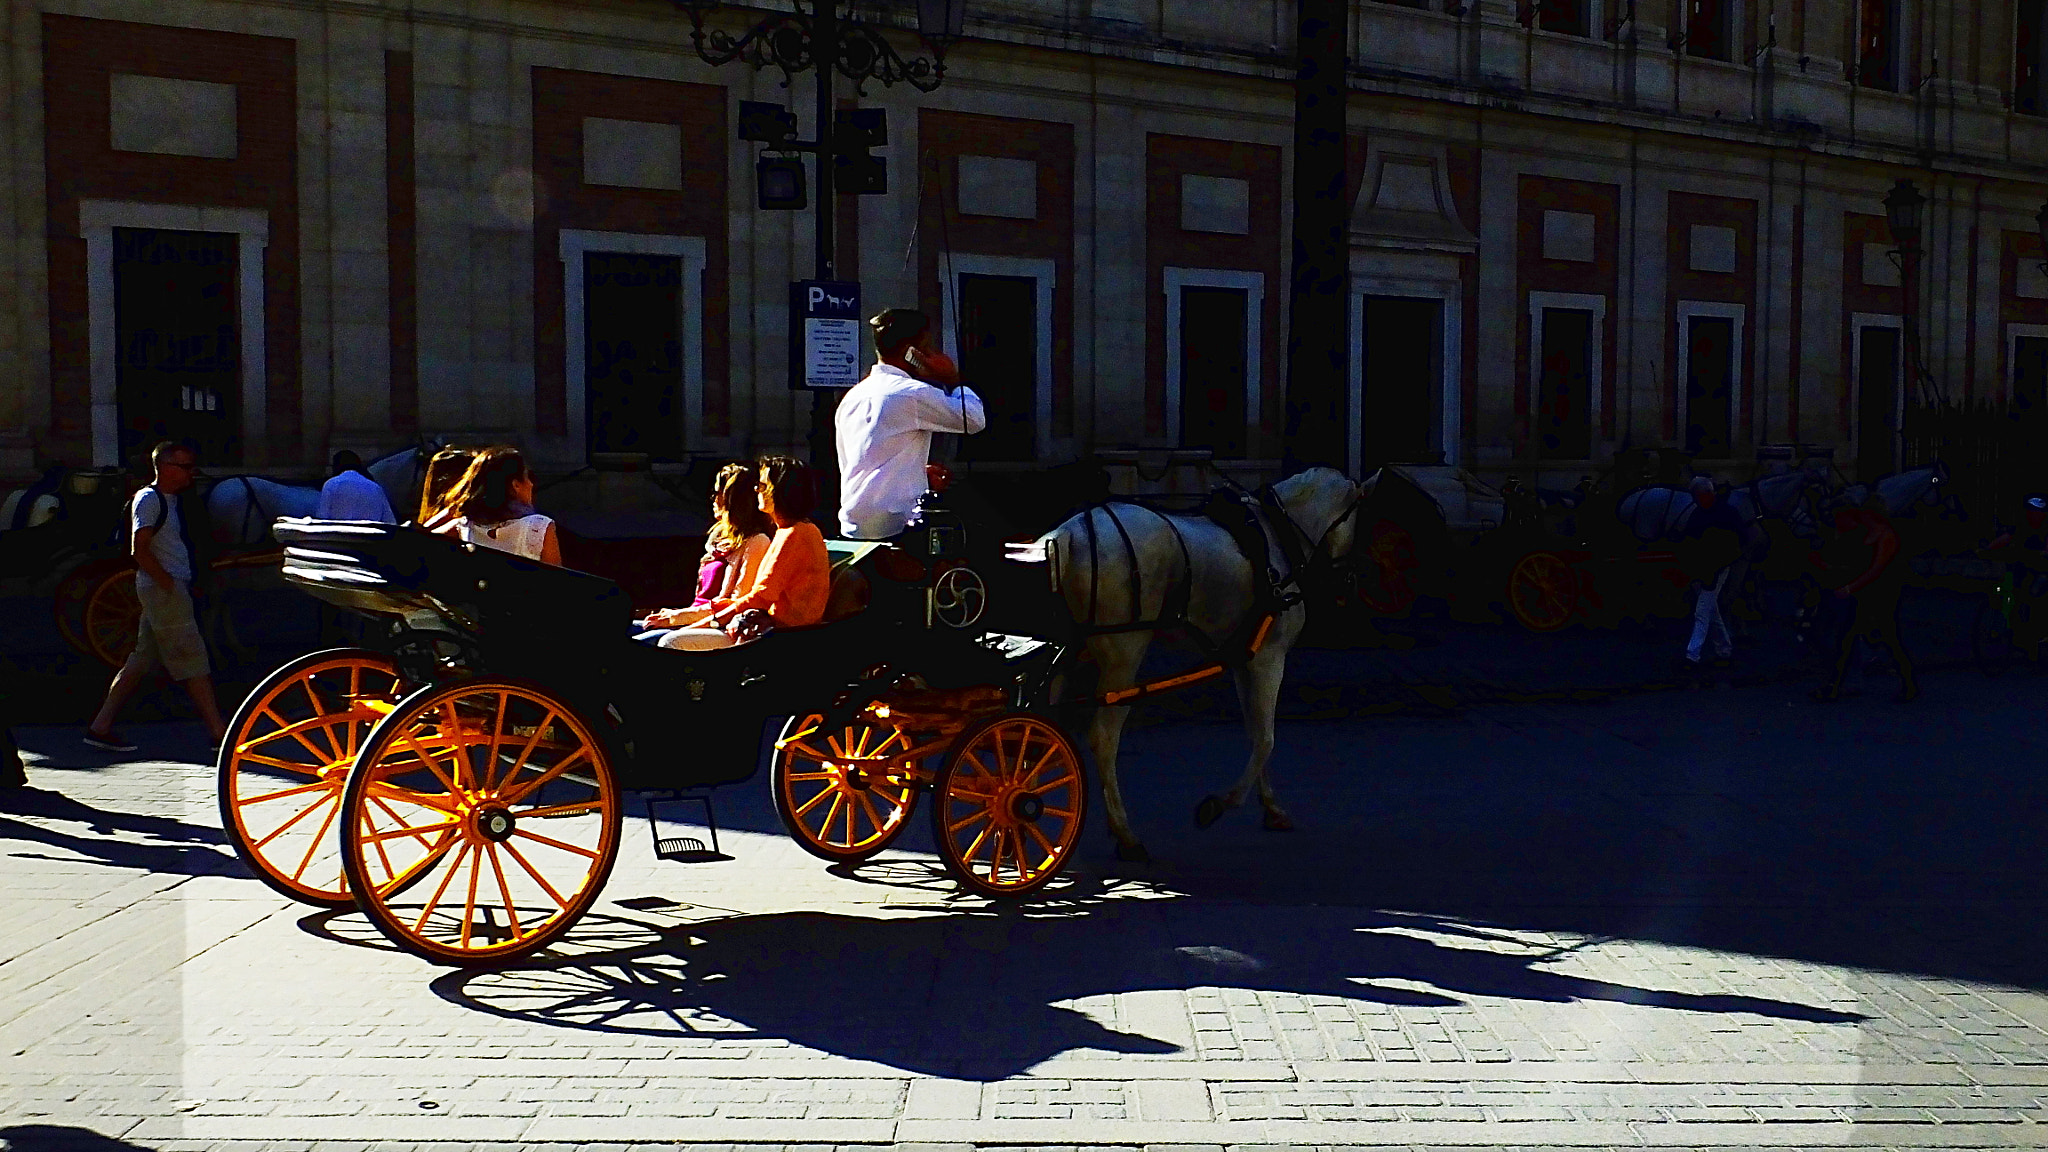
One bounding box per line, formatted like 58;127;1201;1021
275;520;1034;792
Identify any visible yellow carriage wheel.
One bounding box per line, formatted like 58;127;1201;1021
773;713;922;863
53;557;130;659
340;679;621;966
929;713;1088;899
82;566;142;668
1507;551;1578;633
217;649;414;907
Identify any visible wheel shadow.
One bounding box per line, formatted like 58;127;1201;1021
429;893;1862;1082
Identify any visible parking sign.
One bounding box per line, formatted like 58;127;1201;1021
791;280;862;389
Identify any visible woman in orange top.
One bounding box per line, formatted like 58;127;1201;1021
655;456;830;650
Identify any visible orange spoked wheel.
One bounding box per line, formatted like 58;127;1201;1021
1357;519;1421;615
82;565;142;668
929;713;1088;899
53;556;130;660
773;713;925;863
340;679;621;965
217;649;413;906
1507;551;1578;633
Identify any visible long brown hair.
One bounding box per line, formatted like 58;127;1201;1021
755;454;818;525
450;446;533;526
418;446;475;524
706;462;772;553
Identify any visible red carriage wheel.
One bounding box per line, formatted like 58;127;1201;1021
1356;519;1421;615
79;564;143;668
217;649;412;907
929;713;1088;899
340;679;622;965
773;713;922;863
1507;551;1578;632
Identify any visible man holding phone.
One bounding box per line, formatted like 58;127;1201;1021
834;308;986;540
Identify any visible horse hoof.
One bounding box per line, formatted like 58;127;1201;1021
1114;839;1150;864
1194;795;1227;830
1262;812;1294;832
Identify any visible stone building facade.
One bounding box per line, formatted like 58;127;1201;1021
2;0;2045;505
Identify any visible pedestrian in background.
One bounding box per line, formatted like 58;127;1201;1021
1678;475;1748;680
314;450;396;522
1813;492;1918;703
83;441;229;754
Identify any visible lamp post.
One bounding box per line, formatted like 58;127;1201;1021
674;0;962;493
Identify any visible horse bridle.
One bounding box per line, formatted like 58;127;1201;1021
1256;482;1365;600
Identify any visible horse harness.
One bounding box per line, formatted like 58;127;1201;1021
1073;484;1360;675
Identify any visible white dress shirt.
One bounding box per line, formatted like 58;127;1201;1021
835;363;986;539
315;469;397;523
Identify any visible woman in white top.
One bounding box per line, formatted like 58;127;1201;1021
429;445;561;565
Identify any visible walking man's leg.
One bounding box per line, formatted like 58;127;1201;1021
1686;585;1715;665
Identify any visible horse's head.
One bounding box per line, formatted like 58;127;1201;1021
1271;466;1368;567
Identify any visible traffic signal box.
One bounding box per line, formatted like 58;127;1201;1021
739;100;887;208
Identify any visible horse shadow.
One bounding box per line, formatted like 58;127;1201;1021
428;892;1862;1082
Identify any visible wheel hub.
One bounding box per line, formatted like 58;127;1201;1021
1009;791;1045;823
840;763;868;791
473;805;515;842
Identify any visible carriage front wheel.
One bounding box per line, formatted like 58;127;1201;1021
340;679;622;965
929;713;1088;899
1507;551;1578;633
773;713;922;863
218;648;411;906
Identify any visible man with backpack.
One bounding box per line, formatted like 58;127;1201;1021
83;441;229;754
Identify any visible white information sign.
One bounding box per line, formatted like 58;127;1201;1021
804;317;862;387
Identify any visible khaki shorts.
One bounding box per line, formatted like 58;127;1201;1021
133;575;210;682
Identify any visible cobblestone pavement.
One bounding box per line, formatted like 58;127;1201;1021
5;671;2047;1151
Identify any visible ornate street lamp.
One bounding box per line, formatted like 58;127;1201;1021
674;0;963;281
1883;178;1923;257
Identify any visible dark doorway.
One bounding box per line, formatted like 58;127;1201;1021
1857;325;1901;480
956;273;1037;463
2020;0;2047;116
1536;307;1593;460
1179;286;1248;458
1858;0;1898;90
1684;315;1735;459
585;252;684;460
114;227;240;467
1533;0;1588;36
1684;0;1730;58
2014;335;2048;420
1360;295;1441;466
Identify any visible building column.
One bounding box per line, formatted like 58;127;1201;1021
0;0;45;478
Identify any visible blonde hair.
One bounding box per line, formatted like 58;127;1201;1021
419;446;475;525
706;462;772;554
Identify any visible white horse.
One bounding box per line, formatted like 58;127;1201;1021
206;442;436;547
1043;467;1367;862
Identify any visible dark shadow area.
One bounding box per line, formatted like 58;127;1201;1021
431;897;1861;1081
0;1126;157;1152
0;787;242;878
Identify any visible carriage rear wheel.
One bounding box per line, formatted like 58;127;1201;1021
1507;551;1578;633
1356;519;1421;615
53;556;130;659
929;713;1087;899
340;679;622;965
773;713;922;863
82;565;143;668
218;649;413;906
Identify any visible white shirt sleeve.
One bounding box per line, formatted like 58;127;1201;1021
909;384;987;435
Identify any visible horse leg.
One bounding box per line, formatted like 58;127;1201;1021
1199;633;1294;832
1085;633;1151;863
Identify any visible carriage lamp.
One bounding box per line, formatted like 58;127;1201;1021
1883;178;1923;255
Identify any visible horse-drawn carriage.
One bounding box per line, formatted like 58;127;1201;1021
217;497;1095;965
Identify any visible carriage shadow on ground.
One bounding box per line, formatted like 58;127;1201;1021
0;787;241;879
425;891;1861;1082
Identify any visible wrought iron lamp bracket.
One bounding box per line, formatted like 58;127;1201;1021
676;2;950;96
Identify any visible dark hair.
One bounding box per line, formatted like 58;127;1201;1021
707;461;773;550
869;308;930;359
331;449;364;475
453;445;534;525
755;454;819;523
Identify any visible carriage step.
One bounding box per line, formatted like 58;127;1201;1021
642;792;732;863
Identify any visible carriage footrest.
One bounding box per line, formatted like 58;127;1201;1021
642;791;732;864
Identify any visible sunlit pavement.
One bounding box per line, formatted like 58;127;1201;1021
5;670;2047;1151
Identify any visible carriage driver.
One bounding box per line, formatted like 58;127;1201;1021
835;309;987;541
